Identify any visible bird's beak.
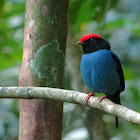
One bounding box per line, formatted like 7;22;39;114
76;41;85;45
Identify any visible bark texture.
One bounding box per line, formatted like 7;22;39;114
19;0;69;139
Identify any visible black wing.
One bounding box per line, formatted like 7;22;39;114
111;53;125;92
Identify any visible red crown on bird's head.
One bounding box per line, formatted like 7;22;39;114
80;34;102;42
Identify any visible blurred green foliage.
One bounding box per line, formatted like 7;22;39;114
69;0;118;32
0;0;140;140
0;0;5;18
0;0;24;70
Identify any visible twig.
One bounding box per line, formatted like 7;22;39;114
99;0;112;35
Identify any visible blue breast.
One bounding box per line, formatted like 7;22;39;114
80;49;120;96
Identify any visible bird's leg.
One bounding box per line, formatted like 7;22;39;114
85;92;94;103
99;94;108;102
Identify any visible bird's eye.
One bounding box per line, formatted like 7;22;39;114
90;38;94;41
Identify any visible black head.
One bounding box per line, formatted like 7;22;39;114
76;34;110;54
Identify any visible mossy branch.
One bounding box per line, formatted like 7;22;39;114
0;87;140;125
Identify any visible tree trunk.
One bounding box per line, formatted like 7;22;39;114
19;0;69;139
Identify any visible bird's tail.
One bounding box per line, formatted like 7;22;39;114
108;91;121;128
115;116;119;127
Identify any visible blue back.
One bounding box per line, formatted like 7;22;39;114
80;49;120;96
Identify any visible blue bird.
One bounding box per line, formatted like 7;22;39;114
76;34;125;127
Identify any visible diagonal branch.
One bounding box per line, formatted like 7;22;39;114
99;0;112;35
0;87;140;125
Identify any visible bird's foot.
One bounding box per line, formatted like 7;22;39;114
99;94;108;102
85;92;94;103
